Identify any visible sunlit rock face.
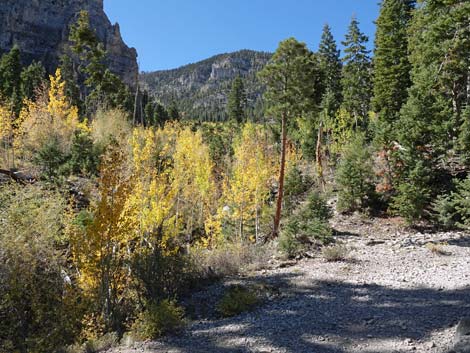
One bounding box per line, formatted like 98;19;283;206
0;0;138;85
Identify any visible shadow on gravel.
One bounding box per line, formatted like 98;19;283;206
332;229;363;238
446;235;470;248
162;272;470;353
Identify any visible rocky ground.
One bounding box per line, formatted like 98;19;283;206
109;214;470;353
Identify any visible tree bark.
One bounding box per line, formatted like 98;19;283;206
273;113;287;238
316;120;325;190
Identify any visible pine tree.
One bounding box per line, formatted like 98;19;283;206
227;76;247;123
154;102;169;127
394;0;470;223
316;24;342;182
59;55;83;111
20;61;46;101
318;24;342;116
0;45;22;114
144;101;155;126
258;37;323;237
372;0;415;198
341;17;372;128
68;11;132;114
372;0;415;133
168;102;180;121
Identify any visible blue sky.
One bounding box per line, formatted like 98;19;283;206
104;1;380;72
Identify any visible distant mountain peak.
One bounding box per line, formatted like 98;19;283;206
140;50;272;121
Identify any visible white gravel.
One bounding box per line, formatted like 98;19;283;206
109;215;470;353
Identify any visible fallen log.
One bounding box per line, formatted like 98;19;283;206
0;169;36;184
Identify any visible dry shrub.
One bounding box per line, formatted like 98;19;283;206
425;242;450;256
91;108;132;146
193;242;273;278
322;244;349;262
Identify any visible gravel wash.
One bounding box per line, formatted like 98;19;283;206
108;216;470;353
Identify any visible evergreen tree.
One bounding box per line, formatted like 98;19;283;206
68;11;132;114
394;0;470;222
227;76;247;123
168;102;180;121
372;0;415;136
258;37;323;237
318;24;342;116
59;55;83;111
154;102;169;127
341;17;372;128
144;101;155;126
316;24;342;179
20;61;46;101
0;45;22;114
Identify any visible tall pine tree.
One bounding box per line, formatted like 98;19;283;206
0;46;22;114
258;38;323;237
227;76;247;123
372;0;415;134
20;61;46;101
341;17;372;129
394;0;470;223
318;24;342;117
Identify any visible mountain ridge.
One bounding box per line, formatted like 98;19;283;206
140;49;272;121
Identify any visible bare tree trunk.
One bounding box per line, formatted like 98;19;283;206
133;85;139;126
133;65;140;126
316;120;325;190
273;113;287;238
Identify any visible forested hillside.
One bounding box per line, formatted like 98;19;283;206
140;50;271;121
0;1;469;353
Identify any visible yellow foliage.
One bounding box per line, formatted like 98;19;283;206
71;142;135;329
15;69;81;162
327;108;355;156
127;128;179;253
47;69;79;126
223;123;276;241
173;127;215;243
0;104;14;168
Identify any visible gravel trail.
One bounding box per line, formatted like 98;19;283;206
109;216;470;353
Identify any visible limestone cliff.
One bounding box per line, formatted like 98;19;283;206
0;0;138;85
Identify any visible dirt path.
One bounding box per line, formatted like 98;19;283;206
110;216;470;353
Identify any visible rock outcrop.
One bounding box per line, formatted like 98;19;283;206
0;0;138;85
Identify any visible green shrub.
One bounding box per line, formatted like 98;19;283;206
132;244;200;302
335;132;376;213
67;130;100;176
33;135;70;181
216;285;259;317
284;164;312;214
433;193;457;228
432;176;470;229
279;191;332;258
391;157;432;224
130;300;185;341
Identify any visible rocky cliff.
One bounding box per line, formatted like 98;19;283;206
0;0;138;85
140;50;272;121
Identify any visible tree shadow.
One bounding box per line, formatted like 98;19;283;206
446;234;470;248
153;272;470;353
332;229;362;238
